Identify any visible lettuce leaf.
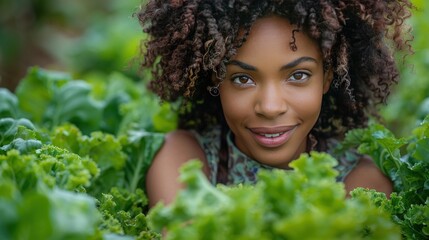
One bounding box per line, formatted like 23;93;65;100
335;117;429;239
148;153;400;240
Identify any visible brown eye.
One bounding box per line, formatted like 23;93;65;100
231;75;255;86
293;72;304;80
288;71;311;83
239;76;250;84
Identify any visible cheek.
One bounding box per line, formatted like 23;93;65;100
219;87;252;124
290;89;323;122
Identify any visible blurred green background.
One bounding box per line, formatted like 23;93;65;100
0;0;428;137
0;0;143;89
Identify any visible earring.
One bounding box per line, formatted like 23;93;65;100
207;83;220;96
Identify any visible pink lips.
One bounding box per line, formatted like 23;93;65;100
248;125;298;148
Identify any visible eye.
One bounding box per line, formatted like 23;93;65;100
231;75;256;87
288;71;311;83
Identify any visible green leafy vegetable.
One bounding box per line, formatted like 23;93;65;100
148;153;401;240
336;116;429;239
122;130;165;193
98;187;160;239
0;89;18;118
1;66;428;239
15;67;71;124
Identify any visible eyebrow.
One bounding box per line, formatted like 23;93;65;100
227;56;318;71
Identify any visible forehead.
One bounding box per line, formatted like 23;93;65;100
233;16;322;62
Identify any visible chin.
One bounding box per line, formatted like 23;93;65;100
253;151;297;169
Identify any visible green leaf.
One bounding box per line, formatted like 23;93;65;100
289;151;338;181
152;103;178;133
335;118;429;238
0;138;42;155
0;181;19;240
79;131;126;171
336;124;406;190
14;191;53;240
51;124;128;197
14;67;106;134
47;188;101;239
15;67;71;124
98;187;155;238
0;118;36;146
117;89;178;135
100;93;131;134
14;188;101;239
123;130;165;193
148;160;233;237
148;154;399;239
0;88;18;118
44;80;103;134
50;124;83;154
402;204;429;239
0;119;44;154
80;131;127;197
0;150;43;192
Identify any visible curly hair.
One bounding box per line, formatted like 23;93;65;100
136;0;413;140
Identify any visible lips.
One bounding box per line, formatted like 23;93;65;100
249;126;297;135
248;125;298;148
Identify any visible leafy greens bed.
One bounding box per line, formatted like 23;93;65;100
0;67;428;239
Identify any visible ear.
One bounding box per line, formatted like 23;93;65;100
323;68;333;94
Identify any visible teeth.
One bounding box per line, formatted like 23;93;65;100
262;133;282;138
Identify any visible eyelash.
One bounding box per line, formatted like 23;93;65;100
230;71;311;87
289;71;311;83
231;74;255;87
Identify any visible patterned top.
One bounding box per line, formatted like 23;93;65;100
191;126;360;185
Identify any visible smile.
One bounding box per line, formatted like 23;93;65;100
259;132;284;138
249;125;298;148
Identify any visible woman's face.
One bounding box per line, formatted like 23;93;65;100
219;16;332;169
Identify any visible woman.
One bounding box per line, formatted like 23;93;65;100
136;0;413;206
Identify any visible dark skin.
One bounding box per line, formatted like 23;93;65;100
139;0;412;207
146;132;392;206
138;0;413;137
146;16;392;207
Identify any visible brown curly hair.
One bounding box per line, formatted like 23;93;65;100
136;0;413;140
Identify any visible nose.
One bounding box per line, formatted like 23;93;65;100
254;84;288;119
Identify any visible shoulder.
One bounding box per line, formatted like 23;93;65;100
160;129;207;160
343;156;393;197
145;129;210;207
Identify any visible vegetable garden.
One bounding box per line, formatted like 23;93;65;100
0;0;428;239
